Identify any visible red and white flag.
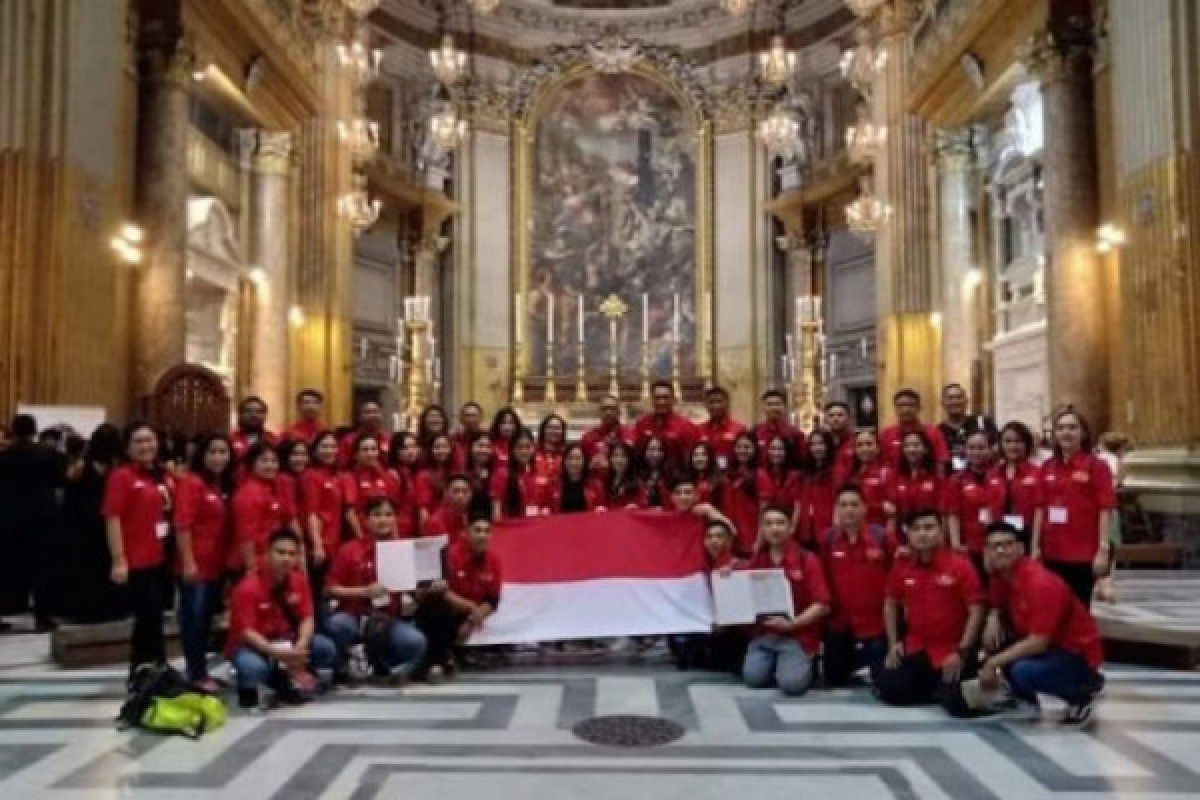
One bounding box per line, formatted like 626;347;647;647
469;510;715;645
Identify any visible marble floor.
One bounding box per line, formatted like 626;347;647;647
0;630;1198;800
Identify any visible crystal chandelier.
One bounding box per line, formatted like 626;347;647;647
429;100;468;151
337;117;380;162
840;27;885;98
719;0;754;16
336;40;382;87
341;0;380;16
339;172;382;235
758;35;797;88
470;0;501;12
843;0;885;16
429;34;468;86
844;176;891;235
845;121;886;163
757;106;800;154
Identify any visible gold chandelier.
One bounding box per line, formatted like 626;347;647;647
429;100;468;151
843;0;885;16
341;0;380;16
337;117;380;162
339;172;382;235
845;176;891;235
429;34;468;86
758;35;797;88
336;39;382;87
845;121;886;164
757;106;800;154
840;27;886;98
719;0;754;16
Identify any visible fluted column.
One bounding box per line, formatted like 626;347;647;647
1026;20;1107;425
132;40;191;398
245;130;293;416
935;128;976;389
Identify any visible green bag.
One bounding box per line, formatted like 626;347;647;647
171;692;228;731
140;697;204;739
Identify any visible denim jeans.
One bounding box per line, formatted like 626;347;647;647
325;611;427;676
177;578;222;682
231;634;338;690
743;634;815;696
1005;647;1103;706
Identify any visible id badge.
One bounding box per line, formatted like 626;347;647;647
525;506;541;517
977;508;991;524
952;456;967;472
155;521;170;539
1003;514;1025;531
716;455;729;471
1048;506;1069;524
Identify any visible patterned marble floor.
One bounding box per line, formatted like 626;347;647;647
0;631;1198;800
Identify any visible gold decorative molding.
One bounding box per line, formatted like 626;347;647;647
254;131;294;175
1018;17;1095;85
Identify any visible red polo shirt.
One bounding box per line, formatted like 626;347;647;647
580;422;634;463
887;468;946;522
232;475;292;566
634;412;698;468
534;447;564;485
300;466;345;555
987;460;1042;535
717;470;761;556
390;467;418;539
745;543;830;655
886;548;984;667
880;422;950;470
820;525;897;638
1037;453;1115;563
547;478;604;513
226;568;313;655
337;429;391;469
447;542;503;605
698;415;748;467
944;469;993;554
798;469;836;546
103;464;171;570
848;461;892;527
422;505;469;543
989;557;1103;669
413;466;451;512
285;418;325;446
832;429;857;476
172;472;228;580
604;477;645;509
490;437;511;470
756;467;802;510
489;466;548;518
230;428;279;461
343;465;402;534
326;537;397;617
754;420;805;466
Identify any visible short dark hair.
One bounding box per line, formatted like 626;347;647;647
835;483;864;501
941;383;966;396
704;386;729;400
704;519;734;539
297;388;324;403
268;528;301;548
893;388;921;404
461;402;483;414
446;473;472;488
985;520;1028;549
902;507;942;529
823;401;850;413
239;395;268;412
10;414;36;438
761;503;793;521
761;388;788;403
468;508;493;527
671;476;697;491
651;379;674;395
363;496;395;516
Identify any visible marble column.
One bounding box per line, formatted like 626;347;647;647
132;41;191;398
1025;21;1107;425
244;130;293;418
935;128;976;389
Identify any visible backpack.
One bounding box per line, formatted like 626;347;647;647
117;664;227;738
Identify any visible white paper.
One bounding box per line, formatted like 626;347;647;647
376;537;447;591
155;521;170;540
711;569;794;626
413;535;448;583
1048;506;1069;525
1004;514;1025;531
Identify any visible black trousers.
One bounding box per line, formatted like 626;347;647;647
127;566;167;676
872;650;978;717
669;628;748;674
413;597;467;676
823;631;887;687
1043;560;1095;608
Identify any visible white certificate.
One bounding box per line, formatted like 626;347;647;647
711;569;794;626
376;536;448;591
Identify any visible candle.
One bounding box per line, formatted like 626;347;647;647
515;293;523;344
426;358;434;383
547;293;555;343
578;294;584;344
392;412;402;432
781;355;789;381
785;333;794;357
642;293;649;342
389;355;398;381
860;337;868;359
358;337;367;359
434;357;441;383
830;352;838;378
672;293;680;341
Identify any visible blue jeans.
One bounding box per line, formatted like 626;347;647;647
325;611;427;676
231;634;338;690
1005;647;1103;706
177;579;222;682
743;634;815;696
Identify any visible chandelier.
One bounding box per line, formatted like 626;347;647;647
719;0;754;16
845;121;886;164
341;0;380;16
429;34;468;86
429;100;468;151
338;172;382;235
757;106;800;154
336;40;382;87
844;176;891;235
840;28;886;98
758;35;797;88
337;117;380;162
843;0;885;16
470;0;501;12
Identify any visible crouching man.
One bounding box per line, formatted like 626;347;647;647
227;529;337;709
325;497;428;684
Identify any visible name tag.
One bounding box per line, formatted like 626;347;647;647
1004;515;1025;531
952;457;967;471
156;521;170;539
1048;506;1069;524
977;508;991;524
716;456;728;471
525;506;540;517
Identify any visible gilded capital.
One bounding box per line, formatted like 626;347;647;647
879;0;922;38
254;131;294;175
139;40;194;87
1019;17;1095;84
934;128;973;172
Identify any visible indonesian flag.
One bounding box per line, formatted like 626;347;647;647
469;510;715;645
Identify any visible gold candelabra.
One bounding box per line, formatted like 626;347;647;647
404;318;429;428
792;294;824;432
671;335;682;399
575;340;588;403
599;293;629;399
544;336;557;404
640;339;651;403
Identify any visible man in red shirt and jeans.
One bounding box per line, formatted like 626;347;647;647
980;521;1105;726
227;529;337;709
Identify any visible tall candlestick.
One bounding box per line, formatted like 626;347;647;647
359;337;368;360
642;293;649;343
514;293;523;344
547;293;554;343
830;352;838;378
577;294;584;344
672;293;680;341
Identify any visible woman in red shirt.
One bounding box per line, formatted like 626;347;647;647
845;430;891;527
798;429;837;548
417;405;450;453
301;431;346;604
604;441;644;509
488;407;522;469
988;421;1042;537
343;433;402;539
757;435;801;531
464;432;497;506
535;414;568;485
717;433;761;556
684;442;721;504
174;433;232;689
415;433;455;528
491;429;545;519
233;442;294;573
387;431;421;538
549;444;602;513
886;429;945;540
276;438;309;531
636;435;673;510
1033;409;1115;606
104;421;174;677
944;430;995;576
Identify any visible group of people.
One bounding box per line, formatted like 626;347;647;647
0;379;1116;723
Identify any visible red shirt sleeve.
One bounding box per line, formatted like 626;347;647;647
957;557;985;606
803;551;831;608
884;562;905;599
232;486;258;545
1093;458;1116;510
942;476;962;516
928;424;951;464
102;467;131;518
173;475;200;530
340;472;359;508
1024;571;1071;638
292;572;315;621
228;580;258;645
327;542;356;589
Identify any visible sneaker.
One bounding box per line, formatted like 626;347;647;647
1061;696;1096;728
237;688;259;709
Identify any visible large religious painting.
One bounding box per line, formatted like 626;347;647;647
523;70;702;384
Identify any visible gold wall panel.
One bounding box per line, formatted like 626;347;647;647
877;312;941;426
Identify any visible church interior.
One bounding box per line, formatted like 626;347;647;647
1;0;1200;798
